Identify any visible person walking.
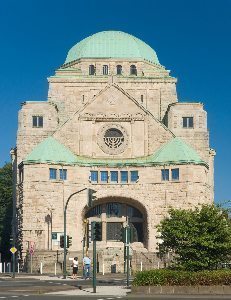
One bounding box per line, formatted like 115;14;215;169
83;255;91;279
72;257;78;279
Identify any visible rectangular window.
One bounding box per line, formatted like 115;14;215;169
103;65;109;75
161;169;169;181
59;169;67;180
32;116;43;128
121;171;128;183
183;117;193;128
171;168;179;181
90;171;98;183
131;171;139;182
100;171;108;183
49;168;57;180
19;168;24;183
110;171;118;183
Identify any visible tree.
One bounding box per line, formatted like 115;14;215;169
0;163;13;261
157;205;231;271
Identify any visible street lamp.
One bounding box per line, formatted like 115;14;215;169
63;188;87;279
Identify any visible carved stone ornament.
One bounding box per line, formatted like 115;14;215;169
97;124;128;155
80;112;145;122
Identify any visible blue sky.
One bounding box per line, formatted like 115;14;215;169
0;0;230;203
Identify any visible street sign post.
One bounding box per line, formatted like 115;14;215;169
10;247;17;278
10;247;17;254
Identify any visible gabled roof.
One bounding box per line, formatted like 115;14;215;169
54;83;175;137
23;136;208;168
24;137;77;165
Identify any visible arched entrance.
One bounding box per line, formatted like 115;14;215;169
84;197;147;247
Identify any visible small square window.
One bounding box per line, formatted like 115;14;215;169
171;168;179;181
59;169;67;180
131;171;139;182
100;171;108;183
183;117;193;128
90;171;98;182
33;116;43;128
161;169;169;181
121;171;128;183
110;171;118;183
49;168;57;180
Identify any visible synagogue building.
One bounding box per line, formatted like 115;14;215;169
12;31;215;270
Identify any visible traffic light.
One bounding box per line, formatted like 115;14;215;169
67;235;72;248
88;189;97;207
92;221;102;241
86;220;92;248
60;235;64;248
120;226;134;243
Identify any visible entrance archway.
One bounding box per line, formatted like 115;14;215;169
83;197;147;247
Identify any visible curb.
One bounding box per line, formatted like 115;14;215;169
131;285;231;295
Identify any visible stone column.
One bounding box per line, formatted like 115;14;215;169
101;212;107;241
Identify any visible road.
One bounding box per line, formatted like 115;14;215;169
1;276;231;299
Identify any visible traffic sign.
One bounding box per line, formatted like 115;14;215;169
10;247;17;254
29;248;34;255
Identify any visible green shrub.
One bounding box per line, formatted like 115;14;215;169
132;269;231;286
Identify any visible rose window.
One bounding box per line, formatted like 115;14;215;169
97;124;128;155
104;128;124;149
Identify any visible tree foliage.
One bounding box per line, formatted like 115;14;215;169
157;205;231;271
0;163;13;260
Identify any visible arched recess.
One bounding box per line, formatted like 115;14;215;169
81;196;148;248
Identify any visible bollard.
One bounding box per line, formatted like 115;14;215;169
40;262;43;274
55;263;57;276
3;262;5;273
18;263;20;273
0;263;2;273
140;261;143;271
157;261;160;269
102;263;104;275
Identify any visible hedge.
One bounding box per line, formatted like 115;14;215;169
132;269;231;286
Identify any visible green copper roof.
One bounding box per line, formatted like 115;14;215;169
24;137;208;168
65;31;160;65
24;137;77;164
149;137;207;166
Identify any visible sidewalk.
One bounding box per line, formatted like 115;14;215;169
0;273;131;296
47;285;131;296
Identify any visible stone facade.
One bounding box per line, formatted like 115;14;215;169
12;31;215;269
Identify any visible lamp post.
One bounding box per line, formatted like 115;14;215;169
63;188;87;279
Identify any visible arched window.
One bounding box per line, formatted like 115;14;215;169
85;202;144;242
89;65;95;75
130;65;137;76
103;65;109;75
116;65;122;75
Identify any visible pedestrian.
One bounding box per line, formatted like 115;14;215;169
72;257;78;279
83;255;91;279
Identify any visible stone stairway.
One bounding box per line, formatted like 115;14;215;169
24;245;166;274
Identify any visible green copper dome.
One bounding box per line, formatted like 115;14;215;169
65;31;160;65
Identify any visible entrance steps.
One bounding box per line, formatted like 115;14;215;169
23;245;165;274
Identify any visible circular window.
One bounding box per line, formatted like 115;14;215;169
97;124;128;154
104;128;124;149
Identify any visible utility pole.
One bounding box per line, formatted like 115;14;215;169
126;226;130;287
93;239;97;293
